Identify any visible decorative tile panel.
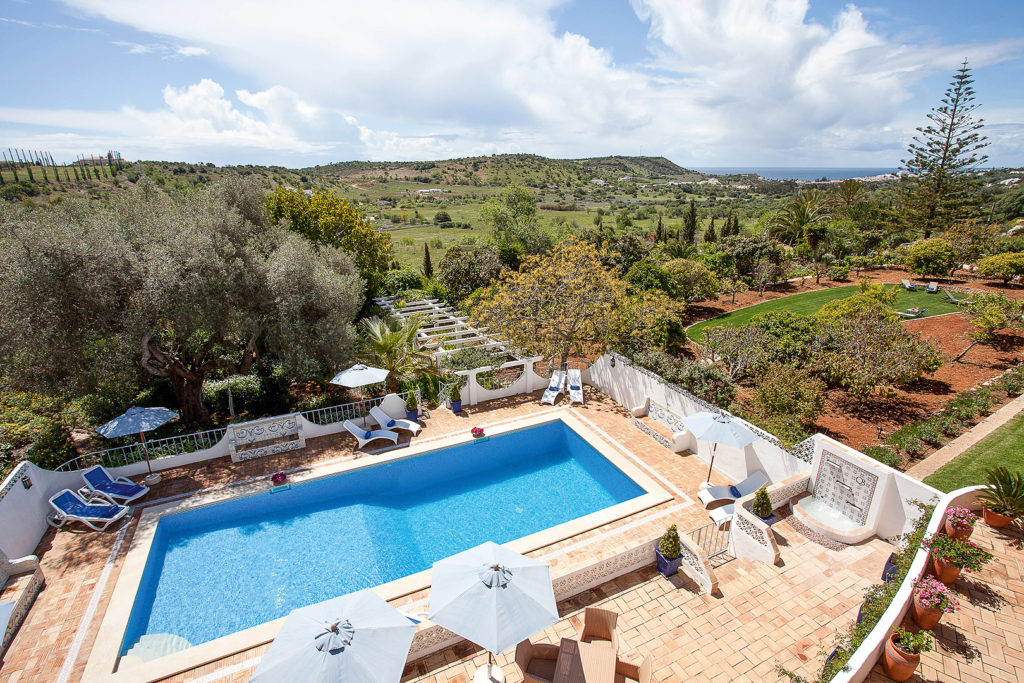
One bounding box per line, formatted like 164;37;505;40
227;414;305;463
812;449;877;526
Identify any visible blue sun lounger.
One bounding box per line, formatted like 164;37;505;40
47;489;129;531
81;465;149;503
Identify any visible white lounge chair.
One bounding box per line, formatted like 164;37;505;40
944;289;969;304
369;406;421;436
540;369;566;405
925;281;938;293
901;279;918;291
567;368;584;405
47;489;129;531
897;307;926;319
698;471;769;509
80;465;149;503
708;503;735;529
343;420;399;449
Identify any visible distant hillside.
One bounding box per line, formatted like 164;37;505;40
304;153;704;189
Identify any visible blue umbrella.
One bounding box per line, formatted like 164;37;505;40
680;412;757;482
96;406;178;476
251;589;416;683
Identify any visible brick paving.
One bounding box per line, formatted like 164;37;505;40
0;388;1017;683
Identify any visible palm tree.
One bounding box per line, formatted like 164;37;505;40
769;189;830;282
358;315;434;393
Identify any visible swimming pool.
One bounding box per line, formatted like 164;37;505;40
120;419;646;654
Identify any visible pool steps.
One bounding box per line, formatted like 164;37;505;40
123;633;192;662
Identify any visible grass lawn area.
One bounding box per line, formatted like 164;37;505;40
687;284;962;341
924;409;1024;492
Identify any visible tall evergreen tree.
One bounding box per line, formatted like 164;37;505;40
423;243;433;279
704;215;717;243
897;60;989;238
656;213;665;242
682;199;698;244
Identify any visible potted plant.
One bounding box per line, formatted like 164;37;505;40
471;427;485;438
655;525;683;577
751;486;776;525
978;466;1024;528
449;384;462;413
923;534;993;583
883;626;932;681
944;505;976;541
405;392;419;422
911;576;959;629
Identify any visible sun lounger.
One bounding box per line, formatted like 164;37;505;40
540;369;565;405
897;308;926;319
708;503;735;529
944;289;969;304
47;489;129;531
901;279;918;291
343;419;399;449
925;281;938;293
567;368;584;405
697;471;769;509
80;465;149;503
369;406;421;436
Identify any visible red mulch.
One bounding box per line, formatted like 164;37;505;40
685;268;1024;461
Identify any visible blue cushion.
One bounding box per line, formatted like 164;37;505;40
386;419;396;428
364;431;372;439
729;486;741;498
570;385;581;390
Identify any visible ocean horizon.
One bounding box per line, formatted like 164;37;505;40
692;167;898;182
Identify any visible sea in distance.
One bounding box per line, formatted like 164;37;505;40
692;167;898;182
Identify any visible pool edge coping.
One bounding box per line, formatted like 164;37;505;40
85;410;673;682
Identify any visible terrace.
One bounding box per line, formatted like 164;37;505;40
0;353;1019;683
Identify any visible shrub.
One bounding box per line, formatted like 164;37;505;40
891;626;933;655
629;350;736;407
384;268;424;295
886;425;924;457
977;467;1024;518
923;534;992;572
662;258;720;302
752;487;773;519
202;374;262;415
449;383;461;402
624;261;673;295
977;251;1024;284
997;366;1024;396
746;310;820;369
828;264;850;281
658;524;681;559
26;418;77;470
433;211;452;224
758;416;810;448
916;418;945;446
906;238;957;277
752;363;825;428
865;445;901;469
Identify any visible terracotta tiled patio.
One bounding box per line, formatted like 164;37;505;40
0;389;1013;683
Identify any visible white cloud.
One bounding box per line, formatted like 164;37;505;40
39;0;1024;164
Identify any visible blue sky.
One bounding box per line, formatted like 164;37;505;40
1;0;1022;167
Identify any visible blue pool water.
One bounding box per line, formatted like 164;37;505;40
122;421;644;652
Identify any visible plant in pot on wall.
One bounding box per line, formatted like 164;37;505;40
751;486;776;525
405;391;419;422
944;506;977;541
977;466;1024;528
883;626;933;681
911;576;959;629
655;525;683;577
449;383;462;413
923;533;993;584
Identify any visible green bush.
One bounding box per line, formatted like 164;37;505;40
905;238;957;277
658;524;681;559
0;391;66;448
977;251;1024;284
759;415;810;448
864;445;901;469
202;375;262;415
887;425;924;457
384;268;425;295
828;264;850;281
26;419;77;470
916;418;945;446
629;350;736;407
997;366;1024;396
752;487;773;519
752;363;825;428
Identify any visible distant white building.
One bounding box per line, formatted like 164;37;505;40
416;188;443;194
590;179;606;186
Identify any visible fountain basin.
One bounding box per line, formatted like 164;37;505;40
791;492;875;544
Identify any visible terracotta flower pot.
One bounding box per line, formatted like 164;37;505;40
883;633;921;681
932;556;962;584
983;507;1014;528
912;593;944;630
944;518;973;541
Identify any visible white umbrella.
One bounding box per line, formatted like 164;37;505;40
330;364;390;423
428;541;558;683
96;406;178;483
681;411;758;482
251;589;416;683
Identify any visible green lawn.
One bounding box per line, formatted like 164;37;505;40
687;284;962;341
924;410;1024;492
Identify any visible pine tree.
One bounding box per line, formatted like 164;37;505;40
656;213;664;242
682;199;698;243
704;215;717;243
423;243;433;279
897;60;989;238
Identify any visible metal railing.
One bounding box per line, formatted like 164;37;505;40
300;388;419;425
688;521;731;559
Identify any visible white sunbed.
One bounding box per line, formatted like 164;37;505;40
697;471;769;509
540;369;566;405
343;419;399;449
708;503;735;530
369;406;421;436
944;289;969;304
925;281;938;293
47;489;129;531
567;368;584;405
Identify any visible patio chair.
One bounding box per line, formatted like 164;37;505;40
80;465;149;504
901;279;918;291
615;654;653;683
46;489;129;531
342;420;399;449
369;406;421;436
944;289;969;304
925;281;938;293
897;308;926;319
567;368;584;405
514;638;559;683
697;471;768;509
540;369;566;405
708;503;735;529
575;606;619;650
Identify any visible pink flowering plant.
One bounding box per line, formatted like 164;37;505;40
945;506;976;532
471;427;485;437
914;576;959;613
271;472;287;485
923;534;992;572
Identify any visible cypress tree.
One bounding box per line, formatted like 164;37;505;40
704;215;717;243
423;243;433;279
682;199;698;243
897;60;989;238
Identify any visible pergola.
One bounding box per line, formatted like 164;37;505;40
373;297;520;362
